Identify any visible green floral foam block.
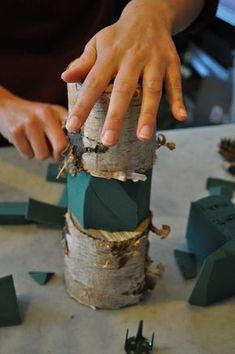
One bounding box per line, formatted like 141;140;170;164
0;275;21;327
0;202;28;225
26;199;66;228
67;170;152;231
189;240;235;306
186;195;235;264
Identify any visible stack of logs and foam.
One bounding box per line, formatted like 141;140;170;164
62;82;173;309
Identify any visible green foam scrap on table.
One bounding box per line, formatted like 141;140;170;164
0;275;21;327
186;195;235;263
0;202;28;225
29;272;54;285
67;170;152;231
209;185;234;199
174;249;197;279
26;198;66;228
46;163;66;183
206;177;235;191
189;240;235;306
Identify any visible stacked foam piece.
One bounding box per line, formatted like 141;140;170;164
63;83;156;309
186;194;235;306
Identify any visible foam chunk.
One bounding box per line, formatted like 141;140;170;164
67;170;152;231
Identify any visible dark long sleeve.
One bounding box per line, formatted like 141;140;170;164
181;0;219;35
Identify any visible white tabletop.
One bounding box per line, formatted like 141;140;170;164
0;124;235;354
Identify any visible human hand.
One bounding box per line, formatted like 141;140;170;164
62;0;188;146
0;86;68;161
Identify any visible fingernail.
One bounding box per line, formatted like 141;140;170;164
179;108;187;120
101;130;117;146
61;72;67;79
66;115;80;132
138;125;152;140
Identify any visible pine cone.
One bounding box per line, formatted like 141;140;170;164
219;138;235;162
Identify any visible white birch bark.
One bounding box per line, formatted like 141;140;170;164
63;212;151;309
67;82;156;181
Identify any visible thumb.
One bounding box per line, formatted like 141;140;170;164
61;37;97;82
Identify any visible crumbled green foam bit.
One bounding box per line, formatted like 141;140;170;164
206;177;235;192
209;185;234;199
29;272;54;285
174;249;197;279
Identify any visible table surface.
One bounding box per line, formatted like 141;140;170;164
0;124;235;354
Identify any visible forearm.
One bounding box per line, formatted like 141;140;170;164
120;0;205;35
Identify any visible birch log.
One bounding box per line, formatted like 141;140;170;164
67;82;156;181
63;212;151;309
63;82;165;309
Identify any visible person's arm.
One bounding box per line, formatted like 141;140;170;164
62;0;205;146
0;86;68;161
